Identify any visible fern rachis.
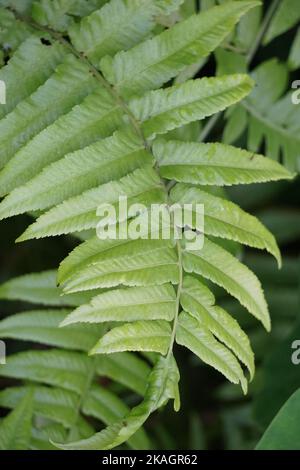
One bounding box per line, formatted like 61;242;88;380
0;0;295;450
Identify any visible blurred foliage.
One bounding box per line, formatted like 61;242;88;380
0;0;300;450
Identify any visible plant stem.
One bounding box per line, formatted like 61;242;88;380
9;7;148;148
167;236;183;361
67;359;96;441
199;112;221;142
199;0;281;143
246;0;281;66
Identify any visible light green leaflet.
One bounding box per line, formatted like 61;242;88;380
0;390;33;450
183;237;271;331
170;183;281;266
0;0;294;451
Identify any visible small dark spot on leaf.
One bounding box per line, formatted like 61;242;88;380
40;38;52;46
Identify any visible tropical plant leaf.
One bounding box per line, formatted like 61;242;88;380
0;390;33;450
154;139;293;185
256;389;300;450
101;1;259;98
170;183;281;265
263;0;300;45
176;311;247;393
0;0;292;450
61;284;176;325
90;320;172;355
183;237;271;330
180;276;254;379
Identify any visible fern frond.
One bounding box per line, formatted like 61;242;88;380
288;28;300;71
62;239;179;292
181;276;254;379
131;74;253;138
31;0;107;31
0;309;102;351
18;166;165;240
183;237;270;331
154;139;293;185
224;60;300;171
0;87;124;195
69;0;183;63
0;270;98;306
90;320;172;355
263;0;300;45
61;284;176;325
0;7;35;53
176;311;247;393
100;1;259;98
55;355;179;449
0;385;86;429
0;349;95;394
0;390;33;450
0;129;153;218
170;183;281;265
0;270;151;449
0;0;294;450
0;54;98;168
0;37;65;119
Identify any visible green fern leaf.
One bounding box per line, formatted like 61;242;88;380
95;352;150;395
183;237;270;331
0;309;102;351
90;320;172;355
224;60;300;171
0;129;152;218
181;276;254;379
60;239;179;293
0;54;97;168
69;0;182;63
288;28;300;71
0;87;123;195
131;74;254;138
264;0;300;44
61;284;176;325
176;311;247;393
0;349;94;394
0;270;98;306
54;355;179;449
18;166;165;240
170;183;281;266
0;0;293;450
0;390;33;450
0;385;80;428
154;139;294;185
0;7;35;53
101;1;259;98
0;37;65;119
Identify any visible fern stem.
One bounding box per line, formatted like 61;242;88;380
8;7;149;149
167;236;183;361
246;0;281;66
198;0;280;143
199;112;221;142
67;358;97;441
